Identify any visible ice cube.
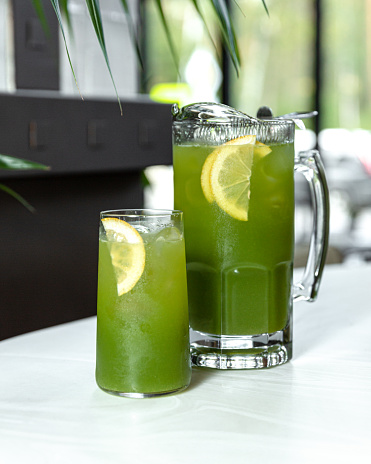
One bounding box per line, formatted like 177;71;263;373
134;224;152;234
155;226;182;242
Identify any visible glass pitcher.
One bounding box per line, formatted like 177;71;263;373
172;102;329;369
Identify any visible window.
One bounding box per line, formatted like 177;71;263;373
141;0;222;104
322;0;371;129
229;0;315;126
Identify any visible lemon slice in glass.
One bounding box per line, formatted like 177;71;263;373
209;135;256;221
101;218;145;296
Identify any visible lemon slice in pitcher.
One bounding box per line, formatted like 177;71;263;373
208;135;256;221
201;149;218;203
255;141;272;158
102;218;145;296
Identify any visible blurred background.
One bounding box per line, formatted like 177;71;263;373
0;0;370;339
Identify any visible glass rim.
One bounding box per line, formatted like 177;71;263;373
100;208;183;219
172;118;296;128
172;102;296;128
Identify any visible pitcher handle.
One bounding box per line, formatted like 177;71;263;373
293;149;330;302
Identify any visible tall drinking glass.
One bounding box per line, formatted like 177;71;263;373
96;209;191;397
173;103;329;369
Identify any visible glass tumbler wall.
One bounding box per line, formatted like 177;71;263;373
96;209;191;397
173;103;329;369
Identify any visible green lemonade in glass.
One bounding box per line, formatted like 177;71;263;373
96;210;191;397
174;142;295;337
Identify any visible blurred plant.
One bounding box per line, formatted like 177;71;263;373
4;1;266;209
6;2;271;208
0;154;49;211
42;0;268;112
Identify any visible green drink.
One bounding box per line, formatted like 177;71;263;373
172;103;299;369
173;102;329;369
96;209;191;397
174;141;295;337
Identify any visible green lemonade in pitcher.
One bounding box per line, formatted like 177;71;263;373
173;101;329;369
173;137;295;337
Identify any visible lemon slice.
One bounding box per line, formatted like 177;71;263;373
101;218;145;296
201;149;218;203
255;141;272;158
209;135;256;221
201;136;260;204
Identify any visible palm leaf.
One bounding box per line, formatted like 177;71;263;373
0;154;49;212
60;0;73;34
49;0;81;96
190;0;220;60
231;1;269;17
31;0;51;38
0;154;49;171
84;0;123;114
154;0;180;76
118;0;144;69
211;0;240;75
50;0;270;107
260;0;269;17
0;183;35;213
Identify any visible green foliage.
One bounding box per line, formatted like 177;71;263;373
84;0;123;114
44;0;268;103
31;0;51;37
49;0;81;97
228;0;315;121
0;154;49;212
0;154;49;171
154;0;180;76
59;0;72;32
211;0;241;75
0;184;36;212
118;0;144;69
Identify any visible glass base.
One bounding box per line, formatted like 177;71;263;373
98;384;189;398
190;329;292;369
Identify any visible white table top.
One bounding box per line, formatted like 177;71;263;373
1;263;371;463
